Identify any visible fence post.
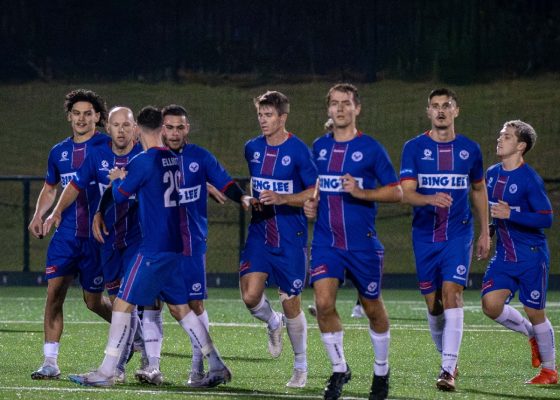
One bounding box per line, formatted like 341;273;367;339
22;179;31;272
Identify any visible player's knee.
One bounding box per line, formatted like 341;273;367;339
481;299;501;319
188;300;204;315
241;291;261;309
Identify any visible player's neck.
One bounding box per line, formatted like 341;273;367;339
72;130;95;143
265;129;289;146
429;128;455;143
333;126;357;142
141;135;163;150
501;154;524;171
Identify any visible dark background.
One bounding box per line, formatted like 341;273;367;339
2;0;560;84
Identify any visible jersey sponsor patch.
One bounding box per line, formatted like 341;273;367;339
252;177;294;194
60;172;77;188
178;185;201;204
318;175;363;192
417;174;468;189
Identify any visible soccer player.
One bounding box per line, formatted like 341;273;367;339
304;83;402;400
27;89;112;380
149;104;248;387
240;91;317;388
43;106;144;382
481;120;557;384
399;88;490;391
68;106;231;387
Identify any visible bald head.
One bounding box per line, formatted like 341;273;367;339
106;106;136;151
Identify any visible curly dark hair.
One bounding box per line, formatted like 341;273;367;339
64;89;107;126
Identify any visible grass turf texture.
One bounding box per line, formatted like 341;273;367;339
0;287;558;399
0;78;559;273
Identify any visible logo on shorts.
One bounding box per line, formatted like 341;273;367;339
281;156;291;166
45;265;57;275
239;261;251;272
508;184;518;194
192;283;202;292
419;281;433;291
351;151;363;162
93;276;103;286
60;151;69;162
251;152;261;163
531;290;541;300
189;162;199;173
293;279;303;289
459;150;470;160
310;264;328;277
456;265;467;275
481;279;494;291
317;149;327;161
367;281;378;293
422;149;433;160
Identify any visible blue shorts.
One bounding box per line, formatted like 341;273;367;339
45;232;103;293
482;244;549;310
309;246;384;300
101;241;140;296
117;251;186;306
239;242;307;296
180;253;207;302
413;235;473;295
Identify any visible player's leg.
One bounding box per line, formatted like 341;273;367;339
281;293;307;387
136;301;164;381
168;302;231;387
424;289;444;354
351;298;365;318
240;271;284;357
31;274;74;380
187;299;208;386
82;290;112;322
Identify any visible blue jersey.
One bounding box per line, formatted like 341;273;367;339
245;133;317;248
400;132;484;243
112;147;183;254
486;162;552;262
45;132;111;238
176;143;235;255
312;132;399;251
73;142;143;250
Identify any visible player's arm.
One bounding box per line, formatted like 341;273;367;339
401;179;453;208
42;182;81;235
470;179;490;260
259;187;316;207
28;182;57;239
207;182;227;204
341;173;402;203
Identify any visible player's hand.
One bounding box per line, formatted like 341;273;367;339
476;231;491;260
241;195;262;212
92;212;108;244
108;167;127;182
303;197;318;219
42;211;61;236
429;192;453;208
28;215;45;239
259;190;284;206
207;183;227;204
490;200;511;220
341;173;362;197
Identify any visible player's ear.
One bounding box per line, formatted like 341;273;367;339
454;106;460;118
94;111;100;124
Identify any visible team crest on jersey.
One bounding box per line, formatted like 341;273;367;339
317;149;327;161
531;290;541;300
281;155;291;166
456;265;467;275
93;276;103;286
192;283;202;292
421;149;433;160
189;162;199;172
351;151;363;162
293;279;303;289
508;184;518;194
60;151;69;162
367;281;378;293
251;152;261;163
459;150;470;160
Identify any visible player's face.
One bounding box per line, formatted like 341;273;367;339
162;115;189;151
67;101;100;136
327;90;361;129
427;95;459;129
107;109;136;151
257;105;286;138
497;125;524;158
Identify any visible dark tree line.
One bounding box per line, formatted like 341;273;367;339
2;0;559;83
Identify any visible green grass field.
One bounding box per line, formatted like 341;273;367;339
1;287;559;399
